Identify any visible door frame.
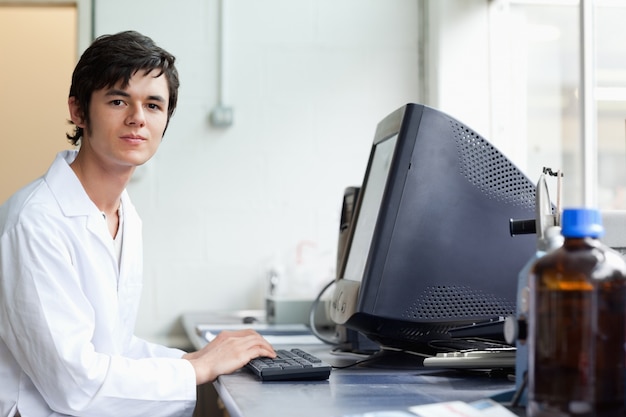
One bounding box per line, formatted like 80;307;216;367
0;0;93;55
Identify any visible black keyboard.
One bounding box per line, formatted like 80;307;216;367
245;348;332;381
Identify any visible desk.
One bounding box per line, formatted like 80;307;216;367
182;312;518;417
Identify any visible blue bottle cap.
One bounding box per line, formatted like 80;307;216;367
561;208;604;238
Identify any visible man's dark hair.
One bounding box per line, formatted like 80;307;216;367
66;30;180;145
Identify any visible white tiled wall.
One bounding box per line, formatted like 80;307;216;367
94;0;421;346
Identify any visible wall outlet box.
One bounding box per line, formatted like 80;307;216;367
209;106;234;127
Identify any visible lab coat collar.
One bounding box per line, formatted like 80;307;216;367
45;150;132;219
44;150;140;274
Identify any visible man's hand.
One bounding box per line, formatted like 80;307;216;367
183;329;276;385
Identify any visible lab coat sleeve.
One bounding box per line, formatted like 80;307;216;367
0;213;196;417
126;335;187;360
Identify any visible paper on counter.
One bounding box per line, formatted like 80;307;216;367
340;399;517;417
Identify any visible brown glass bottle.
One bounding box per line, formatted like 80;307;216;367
528;208;626;417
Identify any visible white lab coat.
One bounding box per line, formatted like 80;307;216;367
0;151;196;417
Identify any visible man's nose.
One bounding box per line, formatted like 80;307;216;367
126;105;146;127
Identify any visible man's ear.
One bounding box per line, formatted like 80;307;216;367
68;97;86;128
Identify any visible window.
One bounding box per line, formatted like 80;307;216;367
501;0;626;209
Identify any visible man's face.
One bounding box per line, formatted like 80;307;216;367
70;69;170;171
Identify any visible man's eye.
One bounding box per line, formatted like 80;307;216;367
111;99;124;106
147;103;162;111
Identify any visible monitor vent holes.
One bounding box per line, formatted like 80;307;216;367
451;121;535;211
405;285;515;320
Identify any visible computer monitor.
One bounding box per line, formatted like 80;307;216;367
329;103;537;361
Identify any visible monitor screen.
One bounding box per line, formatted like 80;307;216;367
343;134;397;284
329;103;537;359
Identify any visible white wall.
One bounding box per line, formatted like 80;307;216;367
425;1;490;135
94;0;420;346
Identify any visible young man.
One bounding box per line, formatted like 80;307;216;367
0;31;275;417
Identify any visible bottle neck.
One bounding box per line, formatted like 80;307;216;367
563;236;599;249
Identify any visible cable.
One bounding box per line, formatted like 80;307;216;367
308;278;340;345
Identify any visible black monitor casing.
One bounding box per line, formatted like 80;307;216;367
330;103;537;355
